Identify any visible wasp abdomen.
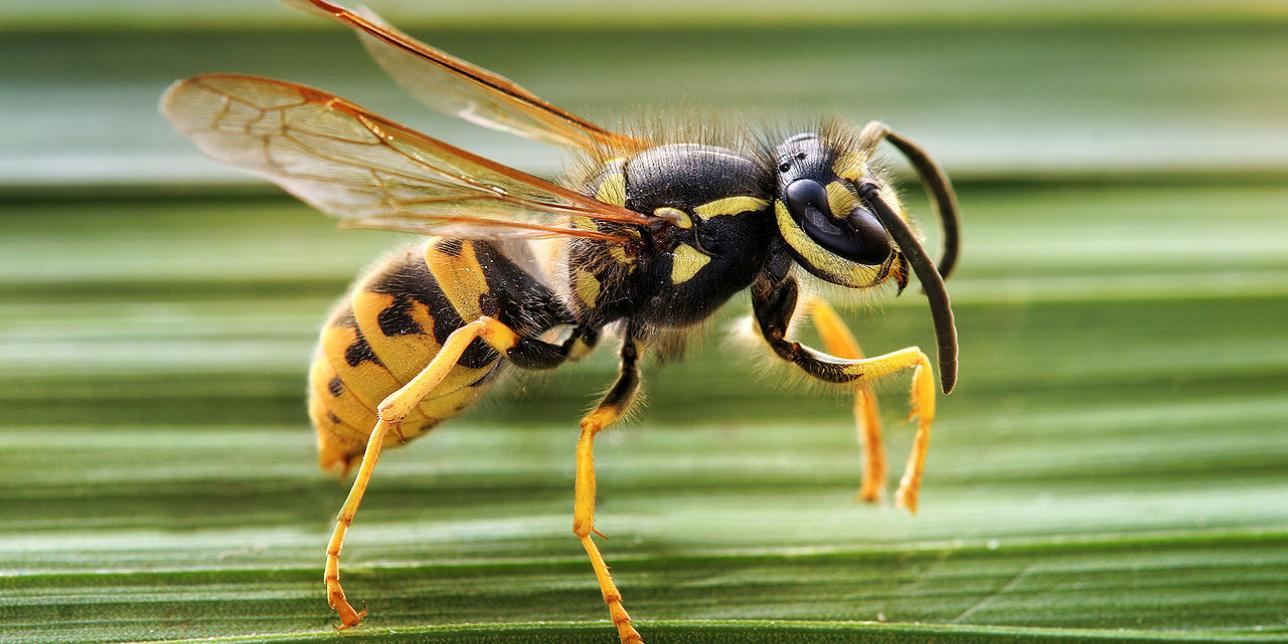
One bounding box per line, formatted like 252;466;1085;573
308;242;508;473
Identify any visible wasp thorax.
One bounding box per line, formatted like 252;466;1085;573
773;132;895;286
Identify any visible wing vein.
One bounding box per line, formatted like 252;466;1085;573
161;73;648;244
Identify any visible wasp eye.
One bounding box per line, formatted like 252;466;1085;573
785;178;829;218
784;179;892;266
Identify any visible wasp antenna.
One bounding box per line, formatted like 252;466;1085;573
861;123;962;281
857;181;958;394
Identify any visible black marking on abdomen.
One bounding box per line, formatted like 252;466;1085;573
336;311;385;369
368;247;476;349
344;333;382;368
376;296;423;336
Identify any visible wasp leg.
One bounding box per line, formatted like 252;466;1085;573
805;297;887;503
573;339;643;644
323;315;532;629
754;275;935;513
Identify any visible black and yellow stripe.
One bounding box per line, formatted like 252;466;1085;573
310;240;573;473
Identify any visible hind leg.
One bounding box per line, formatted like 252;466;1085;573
323;315;550;628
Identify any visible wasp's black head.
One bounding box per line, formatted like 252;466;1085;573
771;132;902;289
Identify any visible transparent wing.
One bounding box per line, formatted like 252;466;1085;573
161;73;651;242
286;0;642;152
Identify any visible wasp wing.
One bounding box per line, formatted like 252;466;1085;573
285;0;641;153
161;73;650;242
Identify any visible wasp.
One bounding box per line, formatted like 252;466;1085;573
162;1;961;641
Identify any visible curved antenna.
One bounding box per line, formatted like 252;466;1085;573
859;122;961;280
857;180;958;394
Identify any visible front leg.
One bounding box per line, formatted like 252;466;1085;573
753;274;936;513
805;296;886;503
574;337;644;643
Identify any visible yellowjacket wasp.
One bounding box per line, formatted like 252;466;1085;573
162;1;962;641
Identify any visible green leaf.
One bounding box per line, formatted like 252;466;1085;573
3;5;1288;640
2;178;1287;642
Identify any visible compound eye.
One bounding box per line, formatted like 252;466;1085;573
784;179;892;266
842;207;894;265
784;178;829;218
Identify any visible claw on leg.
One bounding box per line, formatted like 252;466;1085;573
575;422;644;643
326;575;366;629
580;535;643;644
318;318;504;629
758;287;942;516
323;419;391;630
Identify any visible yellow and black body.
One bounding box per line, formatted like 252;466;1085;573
309;142;783;470
308;240;568;469
567;143;775;329
162;1;964;642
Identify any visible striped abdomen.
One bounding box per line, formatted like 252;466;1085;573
309;240;514;473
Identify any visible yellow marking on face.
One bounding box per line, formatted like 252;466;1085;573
826;181;860;219
595;171;627;206
774;200;880;288
833;151;867;181
693;195;770;218
671;244;711;284
575;268;602;306
653;207;692;228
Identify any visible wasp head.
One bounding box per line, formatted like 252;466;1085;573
772;127;961;393
772;132;908;291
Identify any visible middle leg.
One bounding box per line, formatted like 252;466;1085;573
573;339;644;644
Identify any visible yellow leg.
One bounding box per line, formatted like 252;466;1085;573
323;316;518;629
800;347;935;514
813;345;935;513
806;297;886;503
888;349;936;514
573;343;643;644
324;418;388;628
756;277;941;514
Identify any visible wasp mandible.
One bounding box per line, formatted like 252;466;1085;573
162;1;962;641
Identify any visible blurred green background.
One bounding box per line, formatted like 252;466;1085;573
2;2;1287;642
